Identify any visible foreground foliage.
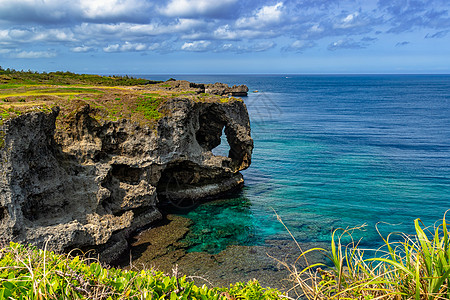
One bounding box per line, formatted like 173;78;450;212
0;242;283;299
282;213;450;299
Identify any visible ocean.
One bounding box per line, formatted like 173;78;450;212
137;74;450;286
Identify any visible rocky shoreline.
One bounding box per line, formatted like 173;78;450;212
120;212;327;292
0;79;253;263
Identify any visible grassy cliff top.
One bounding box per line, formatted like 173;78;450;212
0;69;235;127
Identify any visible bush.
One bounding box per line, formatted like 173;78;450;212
0;242;284;299
282;212;450;299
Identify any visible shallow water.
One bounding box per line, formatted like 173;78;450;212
136;74;450;286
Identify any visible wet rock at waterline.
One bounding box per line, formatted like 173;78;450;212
0;93;253;263
124;214;327;293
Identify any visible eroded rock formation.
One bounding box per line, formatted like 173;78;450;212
137;80;249;97
0;96;253;262
205;83;249;96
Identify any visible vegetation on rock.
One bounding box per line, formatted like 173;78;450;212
0;67;158;86
0;68;238;127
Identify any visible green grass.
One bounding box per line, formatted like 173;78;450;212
280;212;450;299
0;83;28;89
0;130;4;149
0;68;160;86
135;95;164;120
0;242;283;299
0;87;104;99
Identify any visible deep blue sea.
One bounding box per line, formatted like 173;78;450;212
143;74;450;253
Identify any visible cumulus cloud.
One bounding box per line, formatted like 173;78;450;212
71;45;94;53
181;40;212;52
79;0;152;22
103;42;147;52
0;0;152;24
11;50;57;59
0;28;76;45
333;12;361;29
216;41;276;53
0;0;449;58
159;0;238;18
236;2;284;29
75;19;207;41
211;25;279;40
283;40;316;52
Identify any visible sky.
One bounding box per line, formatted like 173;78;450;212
0;0;449;74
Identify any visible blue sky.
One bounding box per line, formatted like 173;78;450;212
0;0;449;74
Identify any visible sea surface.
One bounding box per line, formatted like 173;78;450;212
141;74;450;255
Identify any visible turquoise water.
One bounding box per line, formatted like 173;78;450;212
144;75;450;253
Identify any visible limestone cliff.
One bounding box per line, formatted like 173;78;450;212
0;95;253;262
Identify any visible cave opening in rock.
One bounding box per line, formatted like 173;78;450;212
195;108;234;159
0;205;6;221
211;127;231;158
156;161;203;210
111;164;142;185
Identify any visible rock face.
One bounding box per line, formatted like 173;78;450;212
140;80;249;97
0;96;253;263
205;83;249;97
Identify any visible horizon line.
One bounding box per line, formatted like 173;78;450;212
99;72;450;76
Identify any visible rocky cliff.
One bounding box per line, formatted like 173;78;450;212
0;92;253;262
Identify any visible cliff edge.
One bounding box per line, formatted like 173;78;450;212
0;77;253;262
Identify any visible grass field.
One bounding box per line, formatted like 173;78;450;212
0;69;233;127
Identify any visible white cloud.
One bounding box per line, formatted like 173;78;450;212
218;41;276;53
333;11;374;31
0;0;448;59
236;2;284;29
148;43;162;51
70;45;94;52
308;24;324;33
160;0;237;18
181;40;212;52
222;43;233;50
214;25;239;40
284;40;316;52
76;19;206;40
12;50;57;58
33;28;76;42
0;0;73;23
103;42;147;52
103;44;120;52
121;42;147;51
0;0;153;24
0;28;76;45
79;0;151;21
213;25;279;40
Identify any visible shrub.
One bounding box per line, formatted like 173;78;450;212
0;242;284;299
281;212;450;299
